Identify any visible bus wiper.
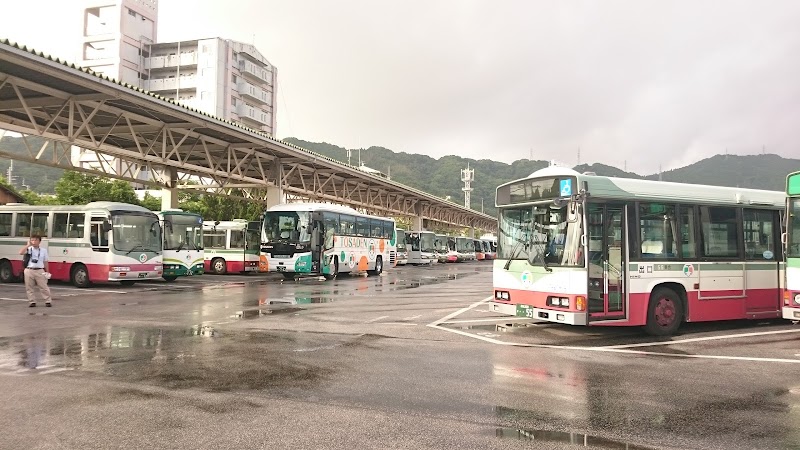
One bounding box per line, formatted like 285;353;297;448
175;240;185;252
126;245;144;255
503;236;529;270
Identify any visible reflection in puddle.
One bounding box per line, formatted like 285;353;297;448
495;427;656;449
386;272;475;291
230;307;303;319
0;326;333;391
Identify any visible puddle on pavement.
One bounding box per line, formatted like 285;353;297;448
386;272;476;291
230;307;304;319
0;325;339;391
495;427;656;449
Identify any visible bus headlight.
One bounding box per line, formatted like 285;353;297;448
495;291;510;301
795;294;800;305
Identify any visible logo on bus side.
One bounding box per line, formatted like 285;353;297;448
683;264;694;277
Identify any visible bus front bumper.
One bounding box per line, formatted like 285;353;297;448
490;302;587;326
782;307;800;321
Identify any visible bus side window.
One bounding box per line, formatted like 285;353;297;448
0;213;12;237
53;213;69;238
16;213;31;237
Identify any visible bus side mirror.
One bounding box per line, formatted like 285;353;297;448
102;221;112;233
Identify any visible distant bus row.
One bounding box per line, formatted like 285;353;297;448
394;229;497;265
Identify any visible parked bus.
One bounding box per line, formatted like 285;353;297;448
491;166;785;335
202;220;261;274
435;234;456;263
406;230;437;265
261;203;396;280
481;234;498;260
455;236;476;261
159;209;204;281
0;202;162;287
396;228;408;265
474;239;487;260
784;171;800;321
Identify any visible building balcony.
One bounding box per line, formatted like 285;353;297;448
236;80;271;105
236;103;269;125
147;76;197;92
146;52;198;70
238;59;271;84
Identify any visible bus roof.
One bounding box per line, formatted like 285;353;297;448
158;209;201;217
0;201;157;214
498;167;784;207
266;202;395;221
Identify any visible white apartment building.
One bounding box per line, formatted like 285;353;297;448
145;38;277;135
73;0;278;184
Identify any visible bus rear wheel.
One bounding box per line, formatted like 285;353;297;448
163;275;178;282
0;260;13;283
324;258;338;281
211;258;227;275
368;256;383;276
71;264;91;288
282;273;296;281
645;287;683;336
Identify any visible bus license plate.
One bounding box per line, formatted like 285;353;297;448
516;304;535;318
138;273;147;278
276;266;286;272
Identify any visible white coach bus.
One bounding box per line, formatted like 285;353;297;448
0;202;163;287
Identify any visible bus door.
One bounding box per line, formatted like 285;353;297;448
90;215;109;252
587;203;627;321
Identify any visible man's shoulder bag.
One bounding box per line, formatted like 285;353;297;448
22;248;31;269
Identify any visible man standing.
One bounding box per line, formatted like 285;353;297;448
19;234;52;307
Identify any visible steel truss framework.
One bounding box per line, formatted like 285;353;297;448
0;40;496;231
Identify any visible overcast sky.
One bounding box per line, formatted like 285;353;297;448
2;0;800;174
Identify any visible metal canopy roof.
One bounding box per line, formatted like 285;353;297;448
0;39;496;231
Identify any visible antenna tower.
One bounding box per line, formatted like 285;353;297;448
461;163;474;209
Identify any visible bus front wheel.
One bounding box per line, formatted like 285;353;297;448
645;287;683;336
368;256;383;276
0;260;13;283
211;258;227;275
163;275;178;282
324;258;338;281
71;264;91;288
282;273;296;281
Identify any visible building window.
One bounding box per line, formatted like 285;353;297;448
232;74;237;83
231;98;237;106
128;8;137;17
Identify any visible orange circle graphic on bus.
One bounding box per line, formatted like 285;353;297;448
259;254;269;271
358;256;369;271
379;239;385;253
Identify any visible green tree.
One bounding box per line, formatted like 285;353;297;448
55;171;140;205
140;192;162;211
18;190;58;205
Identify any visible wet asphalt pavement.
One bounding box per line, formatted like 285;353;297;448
1;263;799;449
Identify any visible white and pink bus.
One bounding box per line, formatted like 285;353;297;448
202;219;261;274
492;166;785;335
0;202;163;287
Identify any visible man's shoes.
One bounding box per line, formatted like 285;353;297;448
45;302;52;307
28;303;36;307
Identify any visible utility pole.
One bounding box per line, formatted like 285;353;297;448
461;163;474;209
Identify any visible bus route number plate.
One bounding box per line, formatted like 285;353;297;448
516;304;535;318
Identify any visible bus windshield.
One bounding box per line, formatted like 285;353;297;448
455;238;473;252
263;211;311;243
788;198;800;258
164;214;203;251
499;203;584;267
396;230;406;250
420;233;436;252
112;212;161;253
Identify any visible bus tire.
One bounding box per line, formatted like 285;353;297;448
163;275;178;282
0;260;13;283
120;280;136;287
368;256;383;276
71;264;91;288
282;273;296;281
211;258;227;275
645;287;683;336
324;258;338;281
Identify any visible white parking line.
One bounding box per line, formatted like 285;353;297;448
402;315;422;321
600;328;800;349
365;316;389;323
0;297;28;302
428;297;800;364
443;317;535;324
